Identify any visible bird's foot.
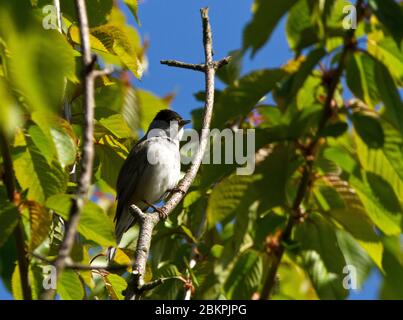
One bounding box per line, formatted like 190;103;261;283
143;200;168;220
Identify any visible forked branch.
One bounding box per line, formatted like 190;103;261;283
124;7;230;300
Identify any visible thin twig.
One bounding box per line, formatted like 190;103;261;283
40;0;99;300
0;131;32;300
259;0;363;299
124;7;228;300
160;60;205;72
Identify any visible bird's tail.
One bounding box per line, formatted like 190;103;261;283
107;206;136;263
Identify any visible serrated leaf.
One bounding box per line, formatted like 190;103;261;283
207;174;260;228
317;175;384;269
13;137;68;203
90;24;144;78
346;52;380;108
224;249;262;299
23;200;51;251
368;33;403;85
294;214;348;300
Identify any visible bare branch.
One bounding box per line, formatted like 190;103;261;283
124;7;228;300
160;60;205;72
93;65;114;78
40;0;98;300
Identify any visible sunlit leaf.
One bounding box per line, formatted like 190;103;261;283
58;270;84;300
46;194;116;247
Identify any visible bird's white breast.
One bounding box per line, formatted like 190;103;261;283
138;137;180;204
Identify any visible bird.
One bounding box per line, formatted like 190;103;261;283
110;109;190;258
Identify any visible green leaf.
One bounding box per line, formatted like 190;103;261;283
206;174;261;228
0;201;19;248
346;52;380;108
99;114;133;139
58;270;84;300
104;273;127;300
286;0;319;53
85;24;144;78
95;135;127;189
286;48;327;104
11;262;22;300
50;126;77;168
224;249;263;299
294;214;348;300
7;27;76;113
368;0;403;45
357;119;403;191
136;90;170;132
212;69;287;128
46;194;116;247
374;59;403;135
380;236;403;299
123;0;140;25
25;200;51;251
335;229;374;290
30;113;77;168
256;145;295;210
13;136;68;203
316;175;384;269
320;121;348;138
351;112;384;149
243;0;297;56
216;50;242;85
368;34;403;85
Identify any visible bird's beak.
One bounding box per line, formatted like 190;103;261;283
179;119;191;127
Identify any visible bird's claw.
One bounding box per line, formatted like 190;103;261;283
157;208;168;220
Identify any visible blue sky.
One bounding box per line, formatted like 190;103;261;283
0;0;381;300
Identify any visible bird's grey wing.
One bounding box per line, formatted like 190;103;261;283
114;139;150;245
115;138;149;221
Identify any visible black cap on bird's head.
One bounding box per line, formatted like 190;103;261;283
153;109;191;127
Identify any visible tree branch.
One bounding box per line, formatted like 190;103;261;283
40;0;105;300
0;131;32;300
124;7;228;300
259;0;364;299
